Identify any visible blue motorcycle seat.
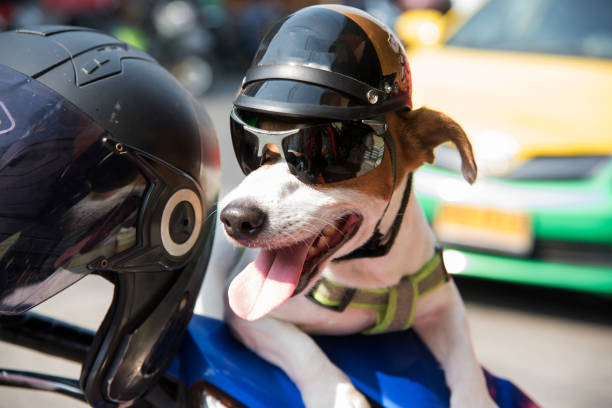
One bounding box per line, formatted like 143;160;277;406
169;315;535;408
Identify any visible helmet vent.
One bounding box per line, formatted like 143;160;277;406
160;189;202;257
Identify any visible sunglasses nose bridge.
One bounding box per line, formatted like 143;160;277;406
255;134;286;159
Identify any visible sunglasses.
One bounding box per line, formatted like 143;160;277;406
230;108;389;184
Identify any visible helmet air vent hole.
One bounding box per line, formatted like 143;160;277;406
169;201;196;245
161;189;203;257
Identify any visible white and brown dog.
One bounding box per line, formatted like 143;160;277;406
219;106;497;408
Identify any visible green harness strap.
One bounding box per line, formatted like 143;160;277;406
307;247;449;334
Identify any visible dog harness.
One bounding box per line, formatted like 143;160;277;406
307;247;449;334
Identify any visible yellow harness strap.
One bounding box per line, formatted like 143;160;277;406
307;247;449;334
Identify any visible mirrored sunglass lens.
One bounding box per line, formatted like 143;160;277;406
282;122;385;184
230;117;260;175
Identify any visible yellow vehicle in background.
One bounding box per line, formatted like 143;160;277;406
395;7;460;50
398;0;612;295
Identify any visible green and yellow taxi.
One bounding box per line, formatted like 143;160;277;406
404;0;612;295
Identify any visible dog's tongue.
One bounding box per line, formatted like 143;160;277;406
228;239;313;321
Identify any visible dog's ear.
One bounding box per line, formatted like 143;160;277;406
390;107;477;184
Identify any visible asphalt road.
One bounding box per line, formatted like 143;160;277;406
1;77;611;408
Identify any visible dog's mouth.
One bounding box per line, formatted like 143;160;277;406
298;213;363;294
228;213;362;321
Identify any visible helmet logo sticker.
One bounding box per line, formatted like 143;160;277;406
0;101;16;135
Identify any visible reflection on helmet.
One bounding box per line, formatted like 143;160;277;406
0;67;147;313
235;4;413;120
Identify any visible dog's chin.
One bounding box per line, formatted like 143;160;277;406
293;212;363;295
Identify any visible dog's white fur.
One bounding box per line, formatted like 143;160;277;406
220;108;496;408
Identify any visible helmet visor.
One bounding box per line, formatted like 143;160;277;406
0;65;147;314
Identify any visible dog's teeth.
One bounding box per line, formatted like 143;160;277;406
322;225;336;236
317;235;329;248
308;247;317;257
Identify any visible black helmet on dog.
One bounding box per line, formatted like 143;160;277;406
0;26;220;405
234;4;413;121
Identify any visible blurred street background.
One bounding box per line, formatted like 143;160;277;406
1;0;611;407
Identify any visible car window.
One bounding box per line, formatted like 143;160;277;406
447;0;612;59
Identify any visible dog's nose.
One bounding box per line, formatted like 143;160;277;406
220;200;267;241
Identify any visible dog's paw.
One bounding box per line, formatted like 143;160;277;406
451;391;498;408
301;376;370;408
333;383;370;408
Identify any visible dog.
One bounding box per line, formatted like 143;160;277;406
219;106;497;408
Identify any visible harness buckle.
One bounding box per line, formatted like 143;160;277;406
307;283;356;313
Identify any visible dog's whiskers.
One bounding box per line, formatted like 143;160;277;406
250;212;355;253
305;215;345;236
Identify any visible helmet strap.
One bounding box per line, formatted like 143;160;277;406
333;132;413;262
